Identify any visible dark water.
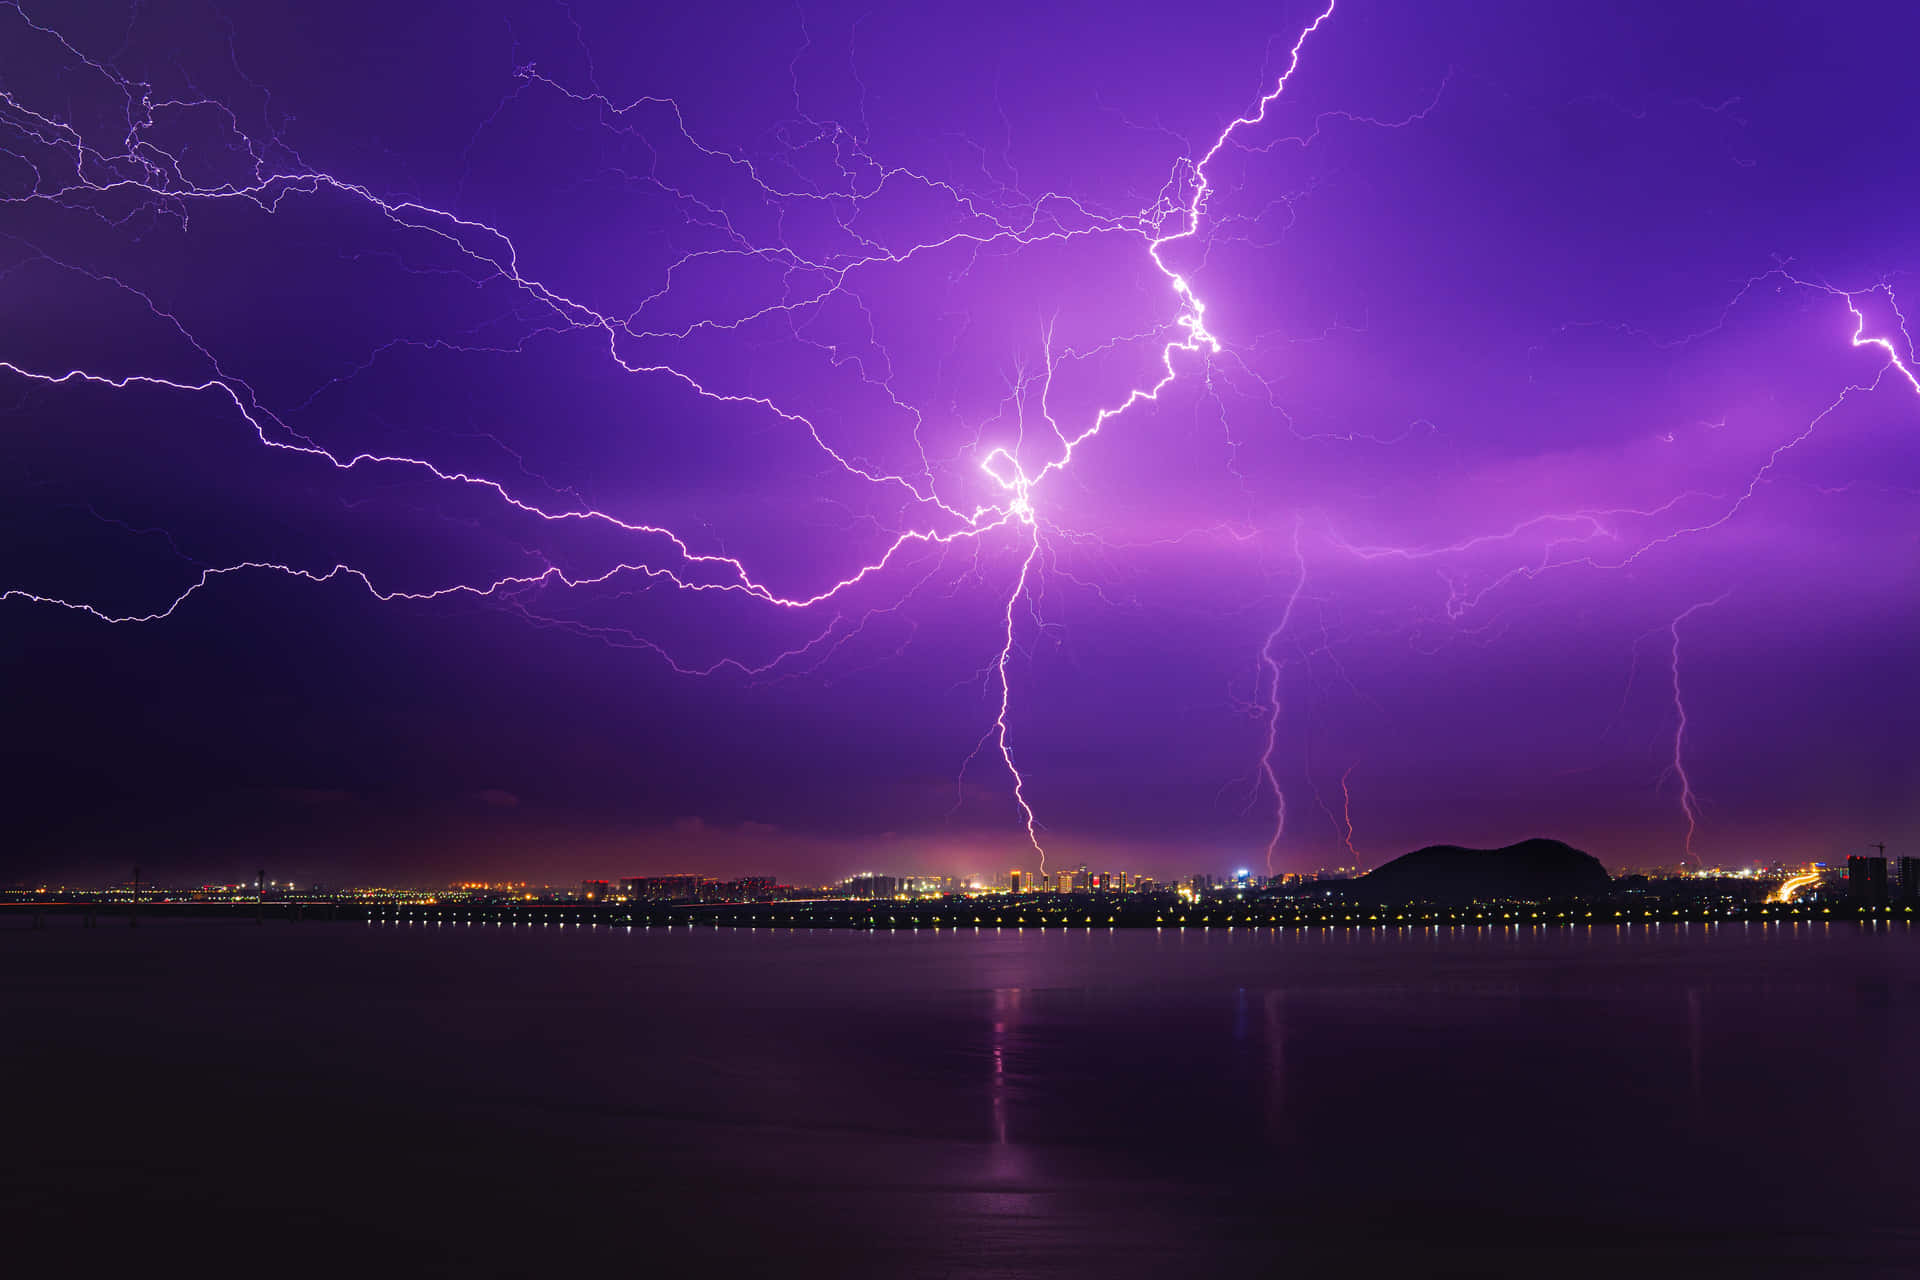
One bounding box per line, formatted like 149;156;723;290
5;919;1918;1276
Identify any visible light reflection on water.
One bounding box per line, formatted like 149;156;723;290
4;920;1917;1274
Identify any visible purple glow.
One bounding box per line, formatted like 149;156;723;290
3;0;1917;883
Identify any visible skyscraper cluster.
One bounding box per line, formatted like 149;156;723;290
1845;855;1919;907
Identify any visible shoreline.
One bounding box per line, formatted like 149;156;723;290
5;897;1914;932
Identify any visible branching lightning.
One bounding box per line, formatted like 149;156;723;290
0;0;1343;867
3;0;1914;873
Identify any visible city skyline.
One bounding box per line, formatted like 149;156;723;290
6;847;1890;917
5;1;1919;888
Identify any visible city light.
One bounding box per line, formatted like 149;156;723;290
1771;871;1822;904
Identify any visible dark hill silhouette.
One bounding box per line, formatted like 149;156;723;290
1350;838;1610;904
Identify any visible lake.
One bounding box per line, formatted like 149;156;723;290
4;919;1917;1275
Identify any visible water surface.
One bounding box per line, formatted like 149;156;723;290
5;920;1916;1275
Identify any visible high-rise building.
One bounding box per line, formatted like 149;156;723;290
1056;870;1072;894
1899;857;1920;906
1009;869;1023;894
843;874;900;899
621;875;703;901
1848;856;1889;907
580;880;610;901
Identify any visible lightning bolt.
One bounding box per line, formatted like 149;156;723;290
1308;267;1918;868
0;0;1344;867
1664;593;1730;867
969;1;1338;867
1338;763;1359;868
6;0;1908;880
1254;518;1312;877
1327;270;1920;620
994;528;1046;869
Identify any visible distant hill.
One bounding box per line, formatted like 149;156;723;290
1349;838;1610;904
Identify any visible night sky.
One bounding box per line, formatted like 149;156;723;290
4;0;1917;886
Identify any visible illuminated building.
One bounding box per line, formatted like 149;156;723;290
621;875;703;902
707;877;776;901
1847;856;1889;907
1009;869;1023;894
899;875;953;896
843;874;899;900
579;880;610;902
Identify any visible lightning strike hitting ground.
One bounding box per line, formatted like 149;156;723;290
1665;593;1730;866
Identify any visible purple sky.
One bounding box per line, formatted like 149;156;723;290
3;0;1917;886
